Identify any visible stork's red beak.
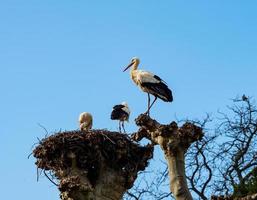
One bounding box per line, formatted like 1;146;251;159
123;61;134;72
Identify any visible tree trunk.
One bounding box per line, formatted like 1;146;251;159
58;161;128;200
60;169;128;200
165;151;192;200
132;114;203;200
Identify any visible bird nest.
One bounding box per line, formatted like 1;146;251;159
33;129;153;189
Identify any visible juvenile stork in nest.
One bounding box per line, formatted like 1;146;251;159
111;102;130;133
123;57;173;115
79;112;93;131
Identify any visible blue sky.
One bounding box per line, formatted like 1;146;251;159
1;1;257;199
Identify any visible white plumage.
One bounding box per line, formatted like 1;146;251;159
136;70;160;84
123;57;173;115
79;112;93;131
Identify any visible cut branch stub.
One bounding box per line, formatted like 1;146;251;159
33;129;153;200
132;114;203;155
132;114;204;200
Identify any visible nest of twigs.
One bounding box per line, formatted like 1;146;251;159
33;129;153;189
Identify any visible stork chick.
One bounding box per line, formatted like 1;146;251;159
79;112;93;131
123;57;173;115
111;102;130;133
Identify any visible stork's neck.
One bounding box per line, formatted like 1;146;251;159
130;62;139;85
130;61;139;73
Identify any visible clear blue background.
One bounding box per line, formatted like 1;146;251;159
1;1;257;199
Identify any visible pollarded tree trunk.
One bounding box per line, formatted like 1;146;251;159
33;130;153;200
58;159;130;200
166;150;192;200
132;114;203;200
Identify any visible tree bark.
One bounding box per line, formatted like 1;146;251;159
165;151;192;200
58;156;129;200
132;114;203;200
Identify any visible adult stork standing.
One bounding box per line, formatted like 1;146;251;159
111;102;130;133
78;112;93;131
123;57;173;115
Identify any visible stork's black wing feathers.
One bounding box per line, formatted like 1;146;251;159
113;104;125;110
153;75;167;84
111;104;129;120
141;82;173;102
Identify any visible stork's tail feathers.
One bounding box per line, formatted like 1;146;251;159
160;83;173;102
156;82;173;102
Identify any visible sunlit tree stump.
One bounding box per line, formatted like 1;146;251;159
132;114;203;200
33;130;153;200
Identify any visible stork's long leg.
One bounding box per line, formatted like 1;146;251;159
122;121;126;133
118;121;121;133
146;93;151;116
148;96;158;112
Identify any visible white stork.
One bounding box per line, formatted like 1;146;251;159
78;112;93;131
111;102;130;133
123;57;173;115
